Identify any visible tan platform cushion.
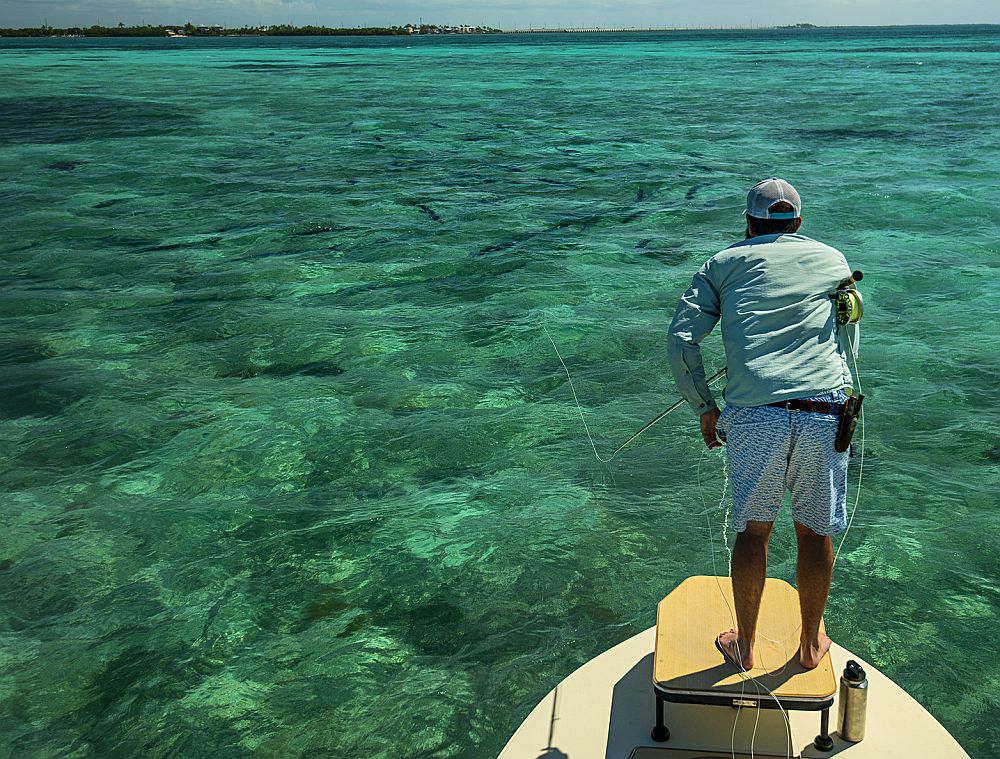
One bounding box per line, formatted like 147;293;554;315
653;575;835;702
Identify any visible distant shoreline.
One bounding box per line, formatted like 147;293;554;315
0;24;500;38
2;22;997;38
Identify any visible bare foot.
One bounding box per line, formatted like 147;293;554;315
716;629;753;670
799;632;832;669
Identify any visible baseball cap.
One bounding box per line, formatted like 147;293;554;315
745;177;802;219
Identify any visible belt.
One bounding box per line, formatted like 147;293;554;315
767;399;843;414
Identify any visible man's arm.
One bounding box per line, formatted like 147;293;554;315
667;265;723;446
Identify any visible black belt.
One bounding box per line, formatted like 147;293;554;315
767;399;843;414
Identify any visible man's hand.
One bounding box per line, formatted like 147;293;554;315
700;408;724;449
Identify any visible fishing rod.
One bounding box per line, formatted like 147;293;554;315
608;366;727;458
543;325;727;463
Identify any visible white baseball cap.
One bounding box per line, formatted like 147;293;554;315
745;177;802;219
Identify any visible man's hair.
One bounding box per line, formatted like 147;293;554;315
747;201;799;236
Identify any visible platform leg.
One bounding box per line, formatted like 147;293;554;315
813;707;834;751
651;694;670;742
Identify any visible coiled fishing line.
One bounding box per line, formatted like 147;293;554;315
699;445;733;576
700;447;791;759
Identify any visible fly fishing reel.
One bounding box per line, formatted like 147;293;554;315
831;270;864;325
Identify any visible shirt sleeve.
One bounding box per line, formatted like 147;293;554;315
667;263;722;415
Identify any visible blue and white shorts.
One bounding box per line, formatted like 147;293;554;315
717;391;849;536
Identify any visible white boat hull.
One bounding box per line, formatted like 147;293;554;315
499;627;969;759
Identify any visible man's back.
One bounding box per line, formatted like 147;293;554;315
668;232;853;409
709;233;852;406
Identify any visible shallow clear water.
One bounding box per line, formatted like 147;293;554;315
1;27;998;758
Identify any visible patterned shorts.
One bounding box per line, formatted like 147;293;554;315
717;391;849;536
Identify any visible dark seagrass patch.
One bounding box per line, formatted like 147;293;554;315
0;96;192;145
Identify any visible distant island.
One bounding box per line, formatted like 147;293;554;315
0;23;501;38
0;23;848;38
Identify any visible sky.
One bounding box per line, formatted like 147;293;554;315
1;0;999;29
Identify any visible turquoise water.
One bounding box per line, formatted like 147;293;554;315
1;27;998;758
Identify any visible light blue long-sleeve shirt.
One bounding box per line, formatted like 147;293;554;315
667;233;854;414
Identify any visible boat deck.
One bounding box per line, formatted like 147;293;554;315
500;578;969;759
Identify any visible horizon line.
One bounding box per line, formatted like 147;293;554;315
5;21;1000;30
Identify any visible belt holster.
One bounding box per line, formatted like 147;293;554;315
835;394;864;453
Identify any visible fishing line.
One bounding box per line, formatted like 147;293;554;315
699;446;732;576
544;321;789;756
542;324;614;464
709;321;864;759
543;323;726;463
545;292;861;757
720;455;733;573
721;581;794;759
701;448;791;759
834;327;866;570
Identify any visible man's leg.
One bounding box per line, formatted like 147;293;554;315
795;520;834;668
786;395;849;669
717;519;773;670
718;402;788;670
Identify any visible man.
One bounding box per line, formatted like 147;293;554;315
667;178;854;671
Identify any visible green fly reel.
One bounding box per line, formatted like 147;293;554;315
835;289;864;325
831;270;864;325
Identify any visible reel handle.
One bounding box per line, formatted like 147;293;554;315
838;270;864;289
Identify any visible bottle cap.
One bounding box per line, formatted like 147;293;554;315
845;660;866;683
